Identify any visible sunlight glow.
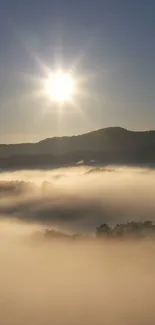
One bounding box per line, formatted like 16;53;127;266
44;71;75;102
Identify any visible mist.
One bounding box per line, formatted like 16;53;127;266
0;166;155;324
0;166;155;231
0;225;155;325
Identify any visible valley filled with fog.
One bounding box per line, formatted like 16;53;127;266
0;166;155;230
0;166;155;324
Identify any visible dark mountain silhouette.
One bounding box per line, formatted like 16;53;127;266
1;127;155;169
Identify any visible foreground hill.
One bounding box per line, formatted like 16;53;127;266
1;127;155;168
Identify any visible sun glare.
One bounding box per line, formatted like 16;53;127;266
44;71;75;102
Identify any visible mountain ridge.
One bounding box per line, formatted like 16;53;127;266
1;127;155;146
0;127;155;168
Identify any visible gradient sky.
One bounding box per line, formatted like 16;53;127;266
0;0;155;143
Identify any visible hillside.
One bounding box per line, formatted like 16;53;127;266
0;127;155;168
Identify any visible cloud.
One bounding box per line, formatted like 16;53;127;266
0;228;155;325
0;166;155;232
0;166;155;324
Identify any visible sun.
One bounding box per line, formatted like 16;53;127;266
44;70;75;102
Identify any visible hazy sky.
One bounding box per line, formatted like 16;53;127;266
0;0;155;143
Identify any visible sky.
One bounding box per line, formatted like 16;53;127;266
0;0;155;143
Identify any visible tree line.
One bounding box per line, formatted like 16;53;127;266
96;221;155;238
32;221;155;242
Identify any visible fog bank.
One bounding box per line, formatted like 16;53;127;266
0;231;155;325
0;166;155;231
0;166;155;324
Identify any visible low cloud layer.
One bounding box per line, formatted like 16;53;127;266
0;166;155;324
0;231;155;325
0;166;155;231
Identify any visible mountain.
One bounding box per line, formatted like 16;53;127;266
0;127;155;169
